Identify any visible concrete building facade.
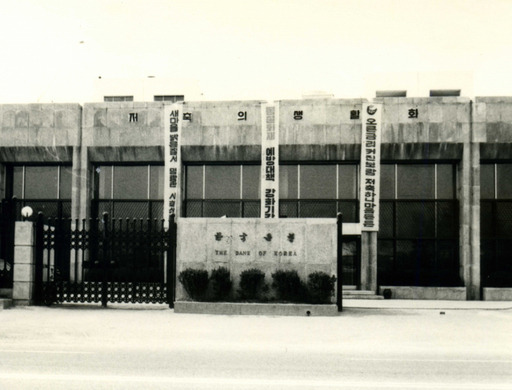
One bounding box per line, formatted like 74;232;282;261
1;96;511;301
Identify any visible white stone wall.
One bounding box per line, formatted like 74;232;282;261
176;218;337;301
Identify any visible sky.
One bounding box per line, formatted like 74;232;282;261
1;0;512;103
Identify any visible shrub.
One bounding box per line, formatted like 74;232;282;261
307;272;337;304
210;267;232;301
238;268;267;301
178;268;209;300
271;270;308;303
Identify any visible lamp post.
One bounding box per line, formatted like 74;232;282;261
21;206;33;221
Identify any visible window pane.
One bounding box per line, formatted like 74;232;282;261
437;201;458;238
113;166;148;199
205;165;240;199
338;165;357;199
242;165;260;199
25;166;58;199
300;165;336;199
480;164;495;199
397;165;435;199
379;201;394;238
97;166;112;199
112;201;149;219
203;201;240;217
337;201;358;223
279;201;298;218
279;165;297;199
377;240;394;285
480;201;494;239
186;166;203;199
437;164;454;199
59;167;72;199
395;202;435;238
12;166;23;198
496;201;512;238
149;166;164;199
380;164;395;199
300;200;337;218
497;164;512;198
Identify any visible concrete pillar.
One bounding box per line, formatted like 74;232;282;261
460;101;482;300
79;148;93;221
12;222;36;306
71;146;81;221
360;231;377;292
469;140;481;300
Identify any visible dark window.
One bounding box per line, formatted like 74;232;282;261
184;164;260;218
300;165;336;199
480;163;512;287
396;164;435;199
279;165;298;199
496;164;512;199
5;165;71;221
94;164;163;220
205;166;240;199
279;163;359;220
378;164;459;287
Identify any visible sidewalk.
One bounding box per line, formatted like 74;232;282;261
343;299;512;310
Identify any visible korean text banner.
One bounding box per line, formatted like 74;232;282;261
359;103;382;231
164;103;182;225
261;103;279;218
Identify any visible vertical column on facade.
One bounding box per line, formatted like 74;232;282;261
71;146;81;221
460;101;481;300
468;100;485;300
360;231;377;291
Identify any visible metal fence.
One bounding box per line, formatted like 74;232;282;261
34;213;177;307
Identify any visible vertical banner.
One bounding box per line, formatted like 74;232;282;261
359;103;382;231
164;103;182;226
261;103;279;218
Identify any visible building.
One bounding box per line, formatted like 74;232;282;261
0;94;511;302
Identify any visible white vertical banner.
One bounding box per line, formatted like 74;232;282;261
261;102;280;218
164;103;182;226
359;103;382;231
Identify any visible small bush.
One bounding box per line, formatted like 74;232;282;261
210;267;232;301
239;268;267;301
178;268;209;300
307;272;336;304
271;270;308;303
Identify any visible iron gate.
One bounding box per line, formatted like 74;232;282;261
0;199;16;289
34;213;177;307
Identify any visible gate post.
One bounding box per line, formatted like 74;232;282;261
167;214;176;309
336;213;343;312
12;219;37;306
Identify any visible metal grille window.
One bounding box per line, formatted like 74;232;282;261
279;164;359;221
93;165;164;220
154;95;184;102
184;164;260;218
480;163;512;287
104;96;133;102
377;164;460;287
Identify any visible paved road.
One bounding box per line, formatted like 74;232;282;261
1;305;511;389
